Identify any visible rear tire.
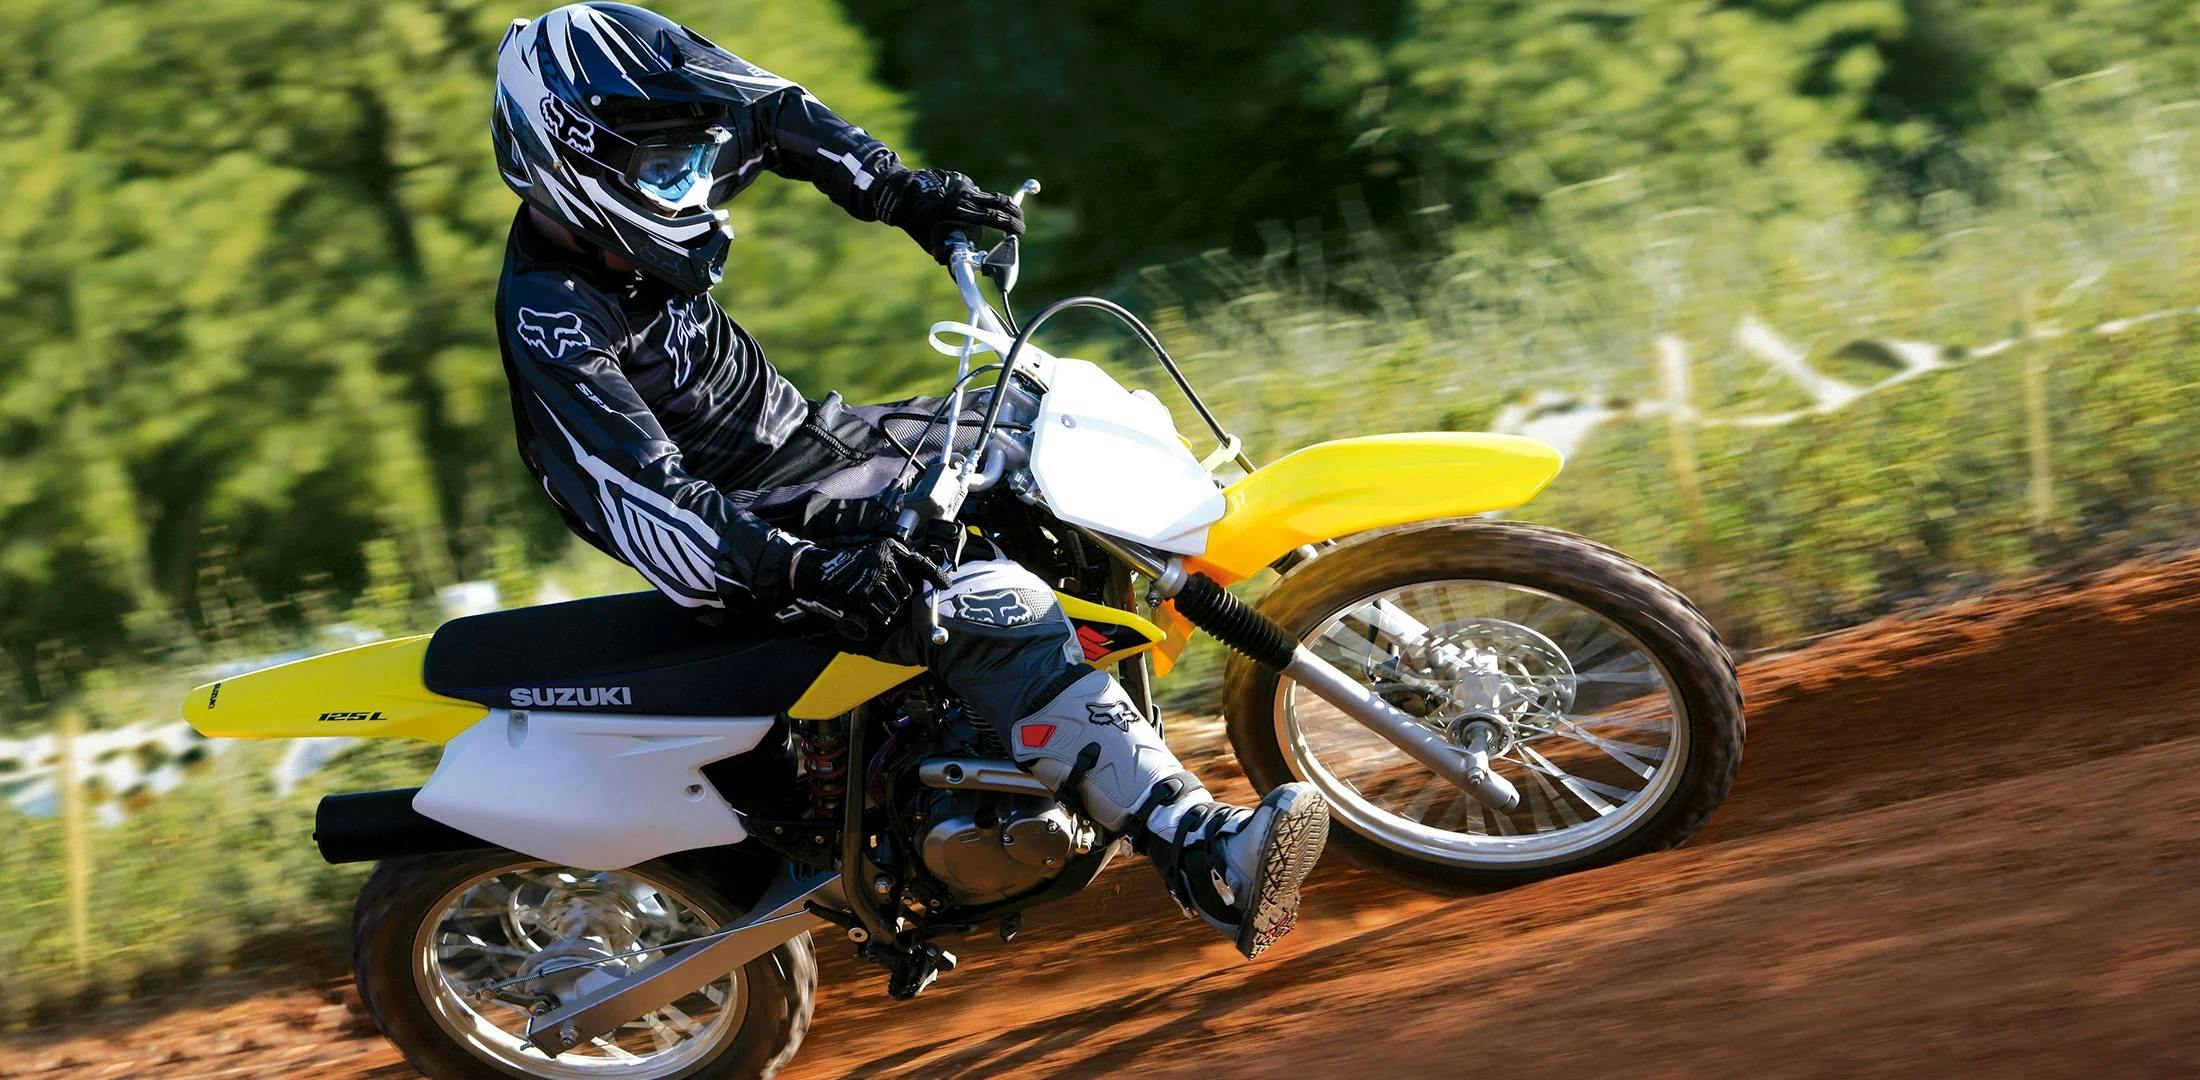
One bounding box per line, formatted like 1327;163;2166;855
352;851;814;1079
1224;521;1743;893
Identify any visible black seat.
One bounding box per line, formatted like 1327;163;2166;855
423;592;838;716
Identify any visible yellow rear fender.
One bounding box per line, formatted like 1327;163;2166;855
1186;432;1563;585
185;636;488;744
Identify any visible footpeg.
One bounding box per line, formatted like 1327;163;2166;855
885;942;958;1000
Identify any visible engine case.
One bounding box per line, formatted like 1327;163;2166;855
920;791;1088;904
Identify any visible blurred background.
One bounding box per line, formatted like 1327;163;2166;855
1;0;2196;1028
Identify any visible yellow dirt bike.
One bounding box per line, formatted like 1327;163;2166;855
188;183;1742;1079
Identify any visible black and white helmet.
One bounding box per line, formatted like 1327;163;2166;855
492;3;784;293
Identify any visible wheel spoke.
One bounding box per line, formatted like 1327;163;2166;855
1527;668;1662;686
640;1011;682;1053
1460;795;1489;836
1564;626;1631;670
1280;575;1691;867
1399;775;1447;824
1548;723;1667;779
591;1036;644;1061
1521;765;1588;828
1511;746;1632;810
1523;780;1556;832
413;864;740;1076
439;933;528;960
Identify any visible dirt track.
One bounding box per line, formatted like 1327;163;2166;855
8;554;2200;1078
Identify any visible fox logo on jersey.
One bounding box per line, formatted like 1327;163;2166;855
516;307;590;359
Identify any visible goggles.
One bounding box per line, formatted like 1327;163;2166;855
626;126;731;215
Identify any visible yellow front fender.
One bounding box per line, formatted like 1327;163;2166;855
1187;432;1563;584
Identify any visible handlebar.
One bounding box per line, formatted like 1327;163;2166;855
940;233;1008;338
898;186;1040;642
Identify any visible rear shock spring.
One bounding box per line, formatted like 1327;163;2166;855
795;719;850;820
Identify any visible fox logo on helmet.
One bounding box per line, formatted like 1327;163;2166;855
539;94;597;153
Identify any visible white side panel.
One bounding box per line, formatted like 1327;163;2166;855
414;710;775;870
1029;359;1224;554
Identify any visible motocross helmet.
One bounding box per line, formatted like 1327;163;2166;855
492;3;789;293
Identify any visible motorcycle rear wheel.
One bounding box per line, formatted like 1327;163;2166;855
1224;521;1743;893
352;851;814;1080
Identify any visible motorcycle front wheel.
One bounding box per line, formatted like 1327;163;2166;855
1224;521;1744;893
351;851;814;1080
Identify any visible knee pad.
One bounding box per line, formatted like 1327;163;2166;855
1009;669;1203;834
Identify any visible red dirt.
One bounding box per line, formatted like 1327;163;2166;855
8;553;2200;1078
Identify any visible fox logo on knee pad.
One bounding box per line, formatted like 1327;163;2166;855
1085;700;1144;731
952;588;1035;627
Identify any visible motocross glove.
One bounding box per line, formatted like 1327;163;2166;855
874;168;1024;262
773;535;950;642
783;493;896;544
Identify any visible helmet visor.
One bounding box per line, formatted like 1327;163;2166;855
628;127;731;214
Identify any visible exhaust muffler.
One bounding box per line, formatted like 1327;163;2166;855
315;788;501;864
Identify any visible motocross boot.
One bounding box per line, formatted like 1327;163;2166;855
1145;783;1330;959
1010;670;1331;959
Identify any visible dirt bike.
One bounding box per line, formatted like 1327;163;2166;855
186;180;1743;1079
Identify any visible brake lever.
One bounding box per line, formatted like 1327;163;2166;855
920;526;968;647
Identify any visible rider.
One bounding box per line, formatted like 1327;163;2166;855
489;3;1327;959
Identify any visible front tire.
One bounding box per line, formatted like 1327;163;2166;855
352;852;814;1079
1224;521;1743;893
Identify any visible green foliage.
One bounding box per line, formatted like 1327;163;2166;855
0;0;947;685
1138;62;2200;670
11;0;2199;688
840;0;1408;291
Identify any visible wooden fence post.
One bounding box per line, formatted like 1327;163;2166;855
2020;289;2056;538
56;709;93;976
1657;334;1724;615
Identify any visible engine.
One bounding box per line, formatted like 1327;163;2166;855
888;690;1106;907
917;788;1096;905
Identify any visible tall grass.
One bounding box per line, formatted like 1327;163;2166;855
1133;69;2200;667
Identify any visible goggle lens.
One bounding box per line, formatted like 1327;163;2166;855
632;128;729;212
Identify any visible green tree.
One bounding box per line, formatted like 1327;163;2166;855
0;0;946;679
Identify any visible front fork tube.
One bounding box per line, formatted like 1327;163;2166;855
1116;540;1521;814
1278;646;1521;812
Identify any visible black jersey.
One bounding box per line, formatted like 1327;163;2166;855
495;212;820;609
491;45;948;612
